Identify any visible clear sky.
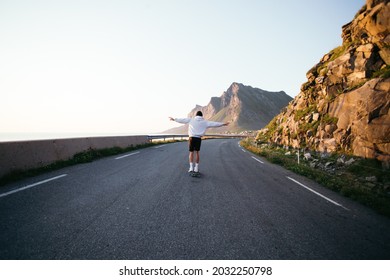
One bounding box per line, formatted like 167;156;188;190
0;0;365;137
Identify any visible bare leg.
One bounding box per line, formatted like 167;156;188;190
195;151;200;163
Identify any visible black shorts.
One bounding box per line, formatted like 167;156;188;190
189;137;202;151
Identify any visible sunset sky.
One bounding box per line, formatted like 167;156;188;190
0;0;365;138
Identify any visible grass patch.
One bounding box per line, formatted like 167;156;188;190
316;64;328;76
329;45;347;62
322;114;338;125
294;105;317;121
372;65;390;79
328;41;356;62
347;158;390;184
240;138;390;218
0;141;177;186
300;120;320;134
256;117;279;143
265;117;278;134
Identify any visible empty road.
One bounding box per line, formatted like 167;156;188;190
1;138;389;259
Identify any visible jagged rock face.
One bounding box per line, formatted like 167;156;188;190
257;0;390;162
188;82;292;133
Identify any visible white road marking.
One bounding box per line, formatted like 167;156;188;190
153;145;167;149
115;151;140;160
251;156;264;164
287;176;349;210
241;149;246;153
0;174;68;198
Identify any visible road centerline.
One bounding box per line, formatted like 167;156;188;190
287;176;349;210
0;174;68;198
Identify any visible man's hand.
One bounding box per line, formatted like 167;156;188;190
169;117;175;121
223;122;230;126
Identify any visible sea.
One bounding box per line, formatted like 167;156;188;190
0;132;150;142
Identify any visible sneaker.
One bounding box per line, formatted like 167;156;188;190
188;167;194;173
194;166;199;172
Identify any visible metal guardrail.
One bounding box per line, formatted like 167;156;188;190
147;134;248;141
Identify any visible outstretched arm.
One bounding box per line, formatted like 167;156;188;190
169;117;191;124
206;121;230;128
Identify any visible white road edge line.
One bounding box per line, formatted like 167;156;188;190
153;145;167;149
241;149;246;153
115;151;140;160
287;176;350;210
0;174;68;199
251;156;264;164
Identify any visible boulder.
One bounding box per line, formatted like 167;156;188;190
337;157;345;164
312;113;320;121
304;153;312;160
325;162;333;168
325;124;337;134
356;43;375;53
365;176;378;182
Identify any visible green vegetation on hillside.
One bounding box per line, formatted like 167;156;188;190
294;105;317;121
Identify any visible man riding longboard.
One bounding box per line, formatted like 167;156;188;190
169;111;229;176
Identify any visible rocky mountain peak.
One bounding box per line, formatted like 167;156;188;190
228;82;241;94
165;82;292;134
257;0;390;162
190;83;292;132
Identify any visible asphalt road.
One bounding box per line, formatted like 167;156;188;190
1;138;389;259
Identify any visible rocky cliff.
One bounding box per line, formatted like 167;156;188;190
257;0;390;162
167;82;292;134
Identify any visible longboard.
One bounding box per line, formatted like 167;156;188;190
189;171;201;178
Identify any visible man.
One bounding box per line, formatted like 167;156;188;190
169;111;229;173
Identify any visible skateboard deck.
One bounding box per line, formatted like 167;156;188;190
189;171;201;177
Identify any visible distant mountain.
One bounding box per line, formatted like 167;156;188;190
257;0;390;161
165;82;292;134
